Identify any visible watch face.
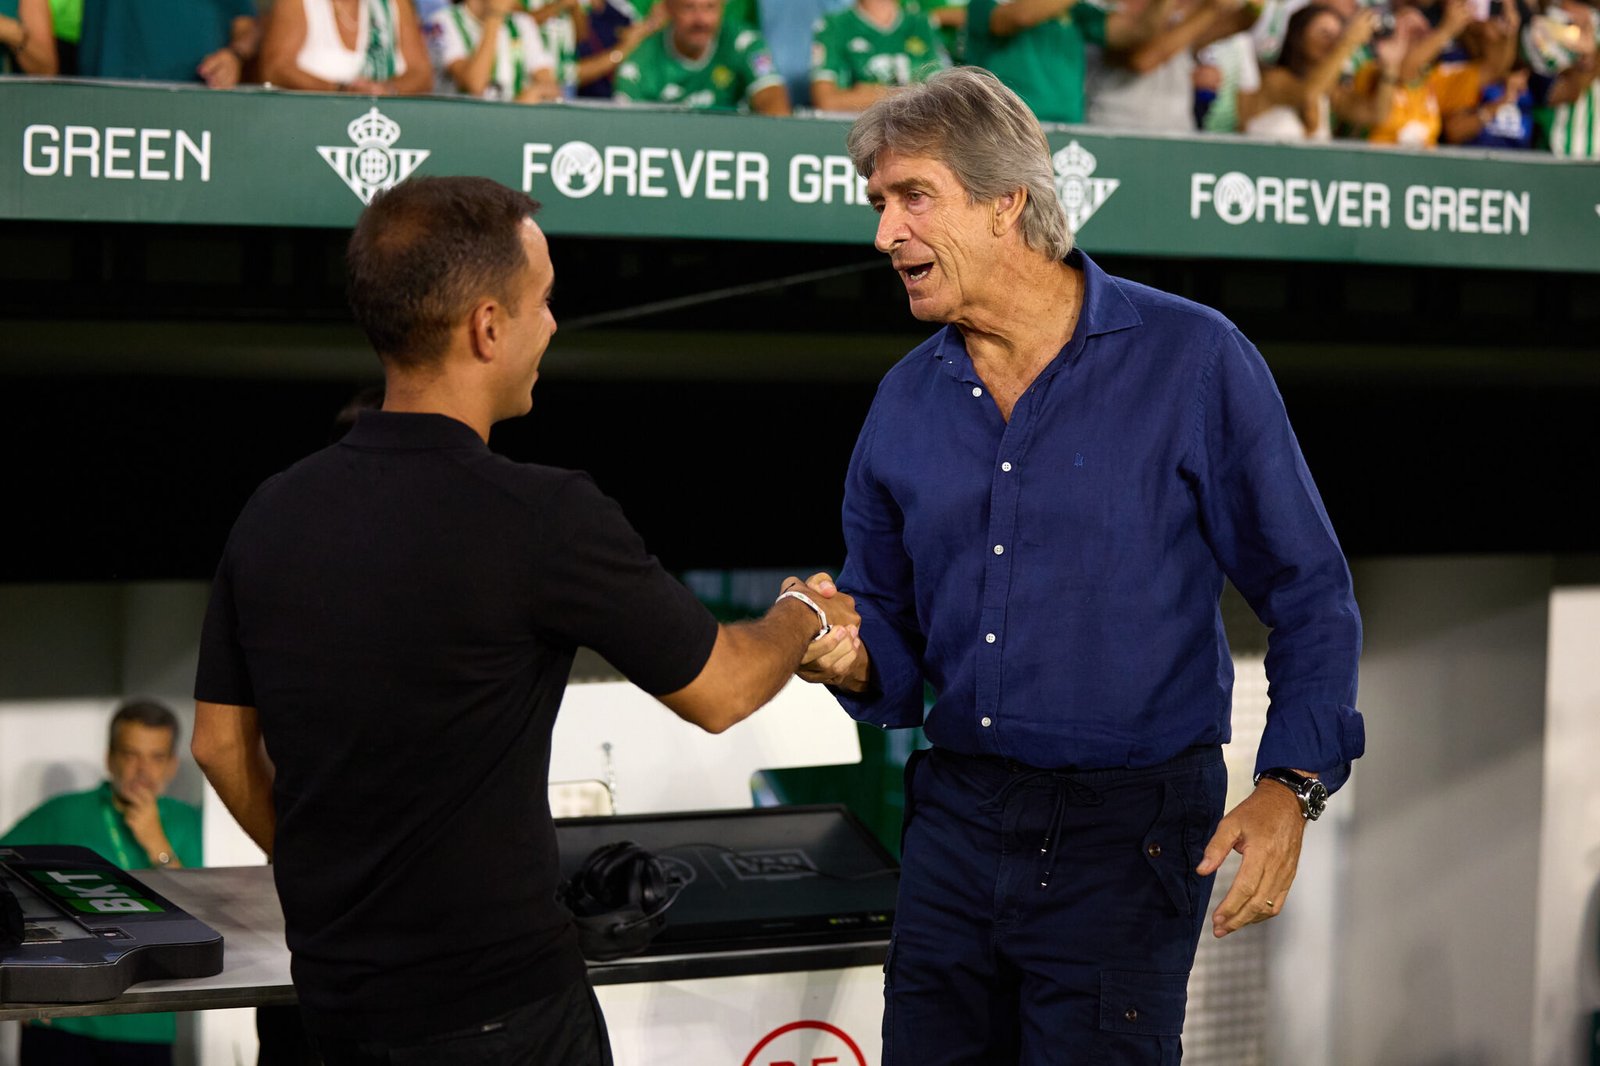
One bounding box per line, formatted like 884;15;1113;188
1305;780;1329;818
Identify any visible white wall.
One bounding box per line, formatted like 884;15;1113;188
1533;587;1600;1066
1339;556;1552;1066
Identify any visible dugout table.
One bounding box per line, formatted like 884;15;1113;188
1;807;896;1066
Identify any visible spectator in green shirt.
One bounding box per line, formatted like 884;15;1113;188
966;0;1180;123
78;0;260;87
0;0;57;73
614;0;790;112
0;700;204;1066
811;0;950;112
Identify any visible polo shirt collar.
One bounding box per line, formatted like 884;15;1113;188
341;410;486;450
929;250;1143;382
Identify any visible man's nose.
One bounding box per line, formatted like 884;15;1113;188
874;205;904;254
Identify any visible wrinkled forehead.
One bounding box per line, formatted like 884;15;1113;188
865;150;962;199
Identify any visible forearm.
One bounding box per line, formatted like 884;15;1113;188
1114;6;1211;74
1442;106;1483;143
1304;39;1360;98
455;18;504;95
991;0;1078;37
387;60;434;95
810;79;891;110
1104;0;1174;55
577;39;639;85
229;16;261;62
1400;28;1451;83
1195;3;1258;49
659;601;819;732
750;83;792;115
515;68;561;100
192;703;276;856
1547;63;1596;106
2;8;58;74
1334;74;1393;132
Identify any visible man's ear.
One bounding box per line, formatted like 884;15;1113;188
992;188;1028;237
469;299;498;362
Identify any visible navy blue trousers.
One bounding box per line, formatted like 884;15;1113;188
885;745;1227;1066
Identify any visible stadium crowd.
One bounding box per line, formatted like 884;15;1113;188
1;0;1595;155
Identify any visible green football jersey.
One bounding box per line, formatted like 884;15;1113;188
520;0;579;90
966;0;1107;124
615;20;783;110
811;2;950;90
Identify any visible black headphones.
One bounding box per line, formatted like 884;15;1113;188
559;841;685;961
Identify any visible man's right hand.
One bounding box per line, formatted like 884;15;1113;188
789;573;872;692
114;784;177;865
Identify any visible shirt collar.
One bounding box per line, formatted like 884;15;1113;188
340;410;487;451
928;249;1143;381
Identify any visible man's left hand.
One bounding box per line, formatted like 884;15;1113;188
1195;779;1307;938
197;47;243;89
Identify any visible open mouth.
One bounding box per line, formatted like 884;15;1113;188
901;262;934;286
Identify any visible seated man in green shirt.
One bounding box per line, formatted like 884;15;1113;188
614;0;790;113
810;0;950;113
78;0;259;87
1;700;204;1066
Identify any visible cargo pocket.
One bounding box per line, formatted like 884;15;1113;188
1140;781;1193;917
1093;969;1188;1065
881;935;898;1063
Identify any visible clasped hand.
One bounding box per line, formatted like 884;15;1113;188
780;572;870;691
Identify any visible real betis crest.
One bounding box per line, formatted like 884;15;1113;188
318;108;431;205
1052;141;1119;235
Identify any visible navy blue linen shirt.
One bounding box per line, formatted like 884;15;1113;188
833;251;1364;791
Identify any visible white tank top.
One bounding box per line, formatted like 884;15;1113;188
1246;96;1332;141
295;0;409;85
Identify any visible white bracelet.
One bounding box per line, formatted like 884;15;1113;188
776;589;831;642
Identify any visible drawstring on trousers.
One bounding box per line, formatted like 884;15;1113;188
979;770;1104;889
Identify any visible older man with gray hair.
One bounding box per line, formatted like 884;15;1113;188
797;67;1364;1063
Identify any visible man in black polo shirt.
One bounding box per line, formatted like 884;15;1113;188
190;176;858;1066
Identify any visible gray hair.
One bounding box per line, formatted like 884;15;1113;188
847;67;1072;261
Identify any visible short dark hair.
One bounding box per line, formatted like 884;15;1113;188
109;700;180;752
346;177;542;367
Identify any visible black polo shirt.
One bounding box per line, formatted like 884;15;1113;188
195;411;718;1040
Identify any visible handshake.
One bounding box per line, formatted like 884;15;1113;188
777;572;871;694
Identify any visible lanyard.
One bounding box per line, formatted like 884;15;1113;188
100;801;135;869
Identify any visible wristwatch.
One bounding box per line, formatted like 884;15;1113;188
1254;767;1327;821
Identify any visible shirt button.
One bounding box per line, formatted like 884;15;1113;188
1146;842;1162;858
980;716;992;727
993;544;1004;555
1001;461;1012;472
985;633;996;643
1125;1008;1138;1023
972;386;983;397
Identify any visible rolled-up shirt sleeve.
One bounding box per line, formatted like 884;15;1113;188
1189;328;1365;792
833;404;927;728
